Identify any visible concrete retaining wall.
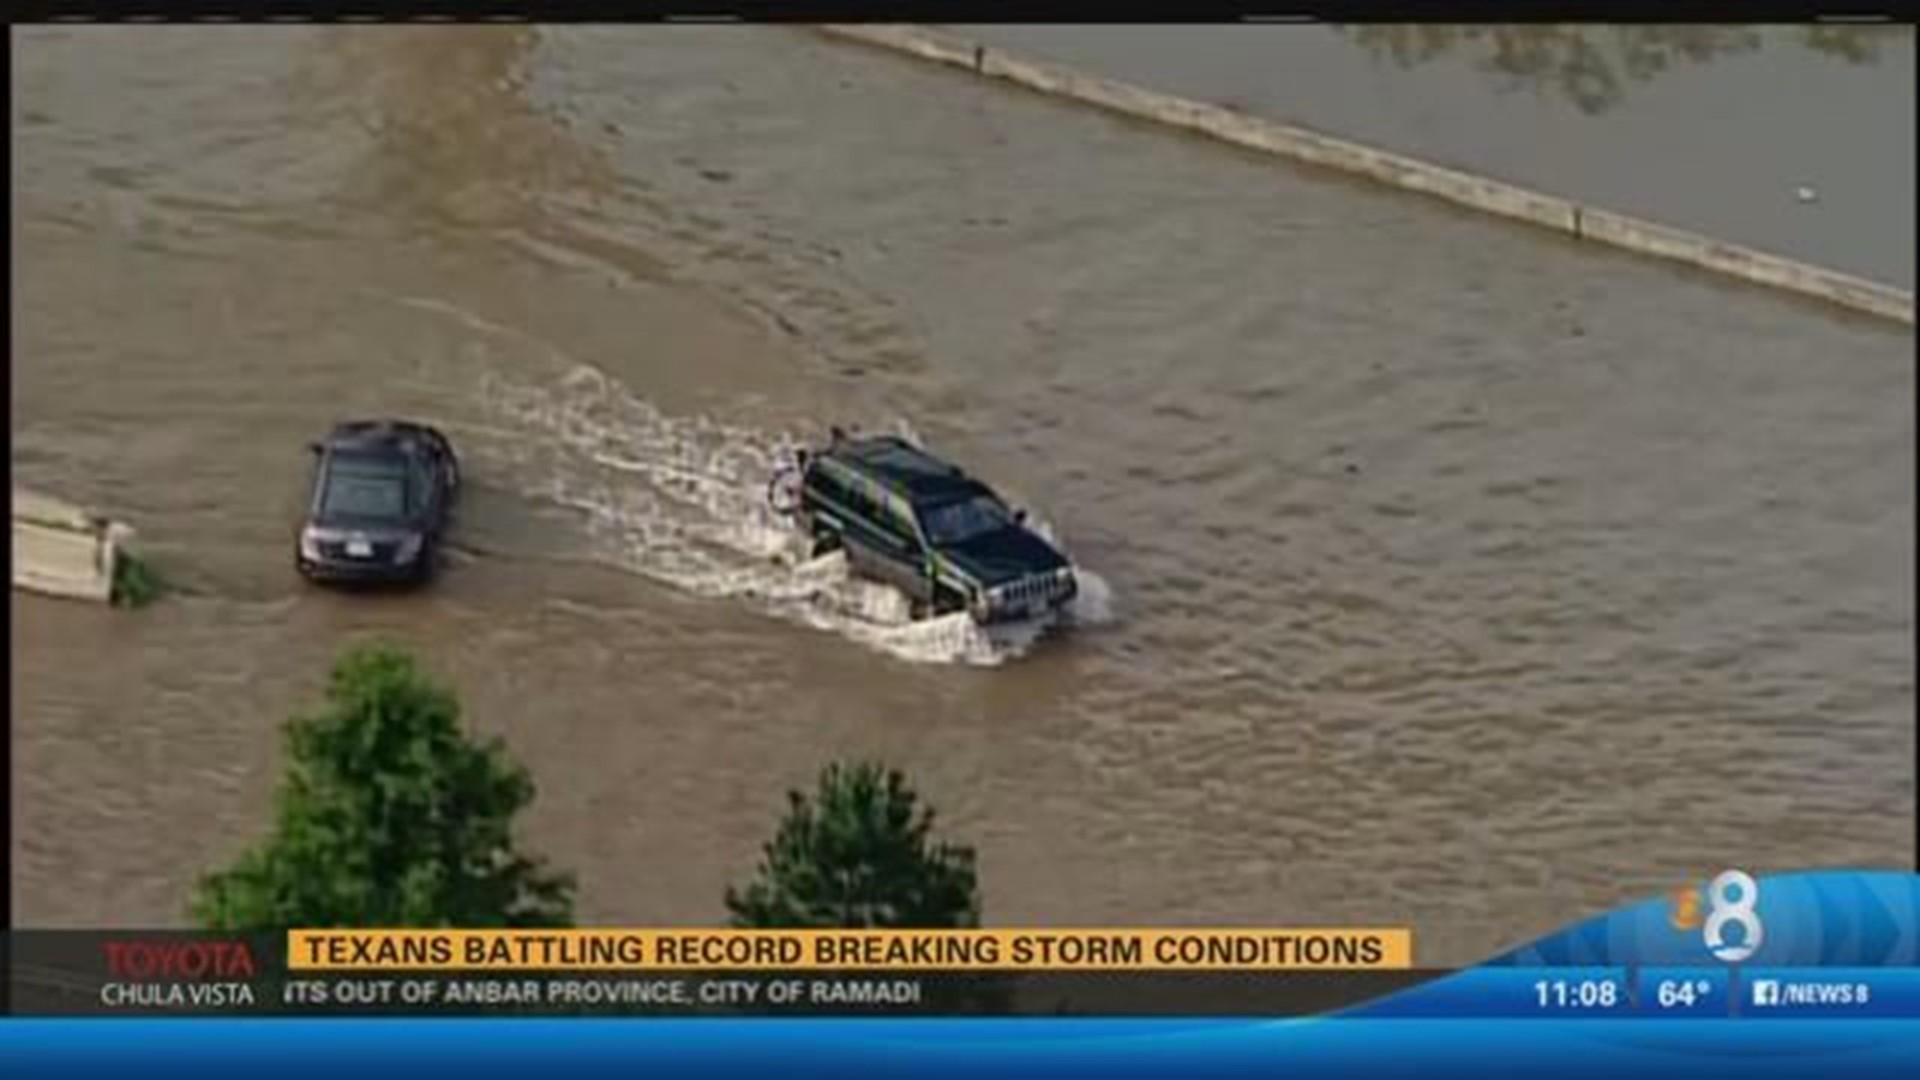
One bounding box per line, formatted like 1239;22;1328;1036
817;25;1915;327
14;488;130;604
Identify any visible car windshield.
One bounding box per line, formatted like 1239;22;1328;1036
920;495;1013;545
321;457;410;521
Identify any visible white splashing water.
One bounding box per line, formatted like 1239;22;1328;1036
468;361;1113;666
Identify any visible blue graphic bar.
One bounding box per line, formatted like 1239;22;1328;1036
1348;967;1631;1017
1351;966;1920;1019
1492;869;1920;968
4;1019;1920;1079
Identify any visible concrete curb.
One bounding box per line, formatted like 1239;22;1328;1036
13;488;130;605
817;25;1915;327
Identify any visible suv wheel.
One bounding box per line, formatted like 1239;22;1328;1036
930;585;966;617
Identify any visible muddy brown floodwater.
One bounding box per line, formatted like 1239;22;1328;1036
12;26;1914;965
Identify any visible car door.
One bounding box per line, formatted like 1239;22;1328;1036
838;482;924;600
405;452;444;536
423;426;459;496
424;443;456;533
863;492;934;603
838;479;890;578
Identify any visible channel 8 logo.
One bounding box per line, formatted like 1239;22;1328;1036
1670;869;1763;962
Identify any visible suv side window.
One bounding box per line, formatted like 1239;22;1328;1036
807;462;852;515
843;475;881;526
810;462;919;561
870;490;922;557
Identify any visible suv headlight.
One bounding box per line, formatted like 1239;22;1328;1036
299;527;323;560
394;535;424;563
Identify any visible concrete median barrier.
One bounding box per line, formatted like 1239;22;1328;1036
13;488;136;605
817;24;1914;326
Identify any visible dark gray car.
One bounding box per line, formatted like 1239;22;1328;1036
296;420;459;586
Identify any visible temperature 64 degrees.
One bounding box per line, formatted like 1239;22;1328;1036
1657;979;1715;1009
1637;969;1730;1015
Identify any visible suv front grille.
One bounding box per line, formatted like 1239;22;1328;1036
989;569;1074;616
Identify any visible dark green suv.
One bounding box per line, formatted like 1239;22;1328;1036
772;431;1078;624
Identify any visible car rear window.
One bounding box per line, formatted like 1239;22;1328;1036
322;456;410;520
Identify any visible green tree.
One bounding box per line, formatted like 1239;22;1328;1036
726;762;980;929
193;643;574;929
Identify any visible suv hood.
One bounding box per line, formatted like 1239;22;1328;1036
935;526;1069;587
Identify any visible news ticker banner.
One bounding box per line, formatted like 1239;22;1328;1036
6;870;1916;1020
10;927;1429;1017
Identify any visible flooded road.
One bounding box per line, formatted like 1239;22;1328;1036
12;26;1913;964
968;24;1917;287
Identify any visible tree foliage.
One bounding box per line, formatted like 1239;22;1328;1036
193;643;574;929
726;762;980;929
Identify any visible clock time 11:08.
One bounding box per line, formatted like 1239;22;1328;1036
1533;978;1621;1009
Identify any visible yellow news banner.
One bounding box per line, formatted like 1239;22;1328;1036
287;928;1413;972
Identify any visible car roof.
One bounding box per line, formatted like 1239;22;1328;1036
822;435;990;505
323;420;434;459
